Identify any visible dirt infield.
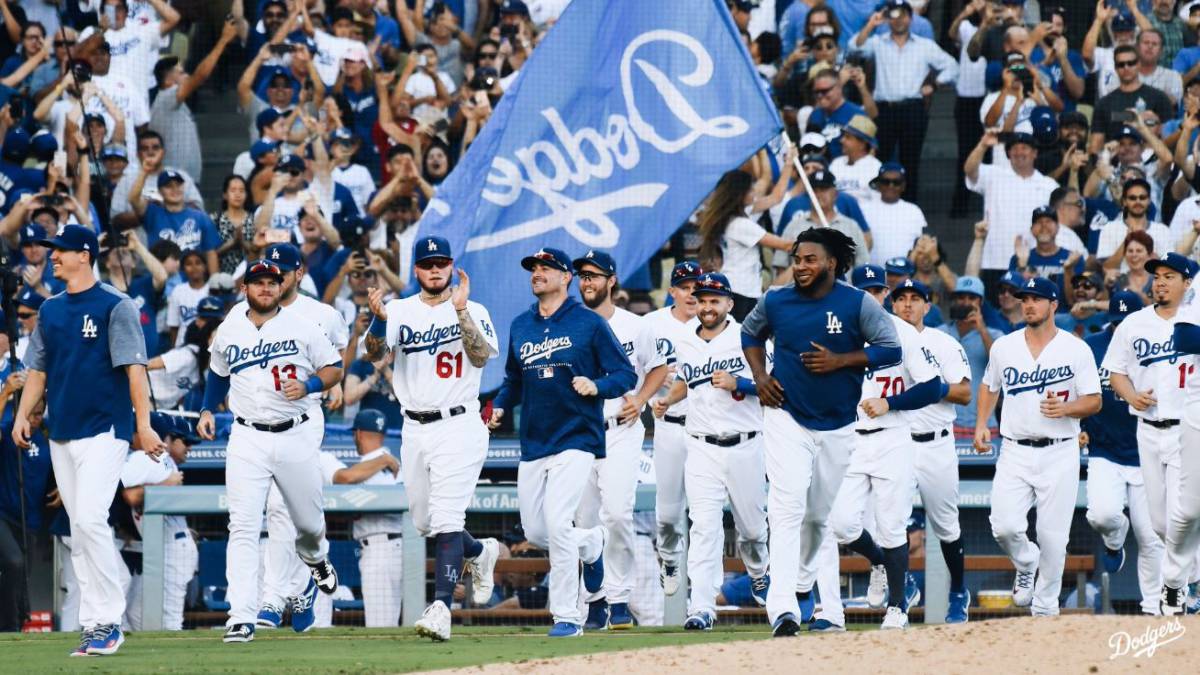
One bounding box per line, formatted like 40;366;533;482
440;615;1197;674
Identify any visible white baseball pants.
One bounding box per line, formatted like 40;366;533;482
1137;421;1182;542
628;528;664;626
763;408;853;624
797;530;843;626
1164;421;1200;588
518;450;605;626
683;434;769;618
830;427;915;549
121;564;140;631
358;534;403;627
576;420;644;605
50;430;129;629
225;416;328;627
652;417;688;567
989;438;1078;616
914;431;962;543
1085;456;1163;614
56;536;80;632
162;533;198;630
402;410;488;537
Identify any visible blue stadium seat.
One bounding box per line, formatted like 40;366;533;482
198;539;231;611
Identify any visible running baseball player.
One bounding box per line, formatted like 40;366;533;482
975;276;1101;616
573;250;668;630
1081;291;1165;615
643;260;702;595
829;271;943;630
741;228;902;637
891;278;974;624
13;224;165;657
488;247;636;637
1163;257;1200;614
365;235;501;641
651;272;768;630
197;259;344;644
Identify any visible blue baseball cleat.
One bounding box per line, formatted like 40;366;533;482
584;599;610;630
548;622;583;637
84;624;124;656
609;602;633;630
795;590;816;623
683;611;714;630
1102;547;1126;575
256;604;283;629
772;612;801;638
947;590;970;624
904;573;921;610
808;618;846;632
583;554;604;595
291;578;318;633
750;574;770;606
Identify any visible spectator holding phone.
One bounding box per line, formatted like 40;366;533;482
1091;44;1174;150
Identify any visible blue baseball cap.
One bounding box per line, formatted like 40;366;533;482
172;416;200;445
869;161;906;190
38;224;99;257
1107;291;1142;322
30;130;58;162
1031;205;1057;223
149;411;178;440
331;127;357;145
277;153;305;173
997;270;1025;290
573;250;617;276
243;258;285;283
250;139;281;162
1005;131;1036;151
256;108;285;133
1115;125;1142;143
157;169;186;189
1;127;29;162
414;236;452;263
19;224;41;246
521;247;571;273
264;242;303;271
100;144;127;161
498;0;530;16
1030;106;1057;146
1145;252;1195;278
884;257;915;276
693;272;732;296
352;408;388;433
852;264;888;290
1112;12;1136;32
890;277;931;302
670;260;702;286
15;288;43;311
953;275;986;298
1015;276;1058;301
196;296;225;319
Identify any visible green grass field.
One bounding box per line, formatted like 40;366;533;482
0;625;782;673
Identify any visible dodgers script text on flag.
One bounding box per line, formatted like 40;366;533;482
415;0;782;390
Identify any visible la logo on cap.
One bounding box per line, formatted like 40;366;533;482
428;240;438;251
904;279;913;287
271;249;280;259
1027;279;1036;288
1119;300;1128;312
865;268;876;278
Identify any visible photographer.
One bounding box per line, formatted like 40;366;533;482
320;225;403;315
403;44;454;119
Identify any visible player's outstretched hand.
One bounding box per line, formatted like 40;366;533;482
451;269;470;311
973;426;991;454
11;415;31;449
1078;431;1089;449
754;374;784;407
800;342;843;374
618;394;641;425
651;397;669;418
487;407;505;430
1127;388;1156;411
282;379;309;400
711;370;736;391
197;410;217;440
860;397;889;418
572;376;598;397
1039;390;1067;418
136;425;167;461
325;382;344;411
367;286;388;320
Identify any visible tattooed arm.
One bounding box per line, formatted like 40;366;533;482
451;270;491;368
365;287;390;362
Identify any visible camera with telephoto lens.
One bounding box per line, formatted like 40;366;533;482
499;23;518;41
949;304;974;321
1009;64;1034;92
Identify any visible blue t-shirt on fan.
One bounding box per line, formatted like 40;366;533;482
143;202;220;252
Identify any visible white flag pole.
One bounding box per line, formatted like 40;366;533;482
783;132;831;229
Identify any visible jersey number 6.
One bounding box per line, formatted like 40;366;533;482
436;352;464;379
271;364;298;390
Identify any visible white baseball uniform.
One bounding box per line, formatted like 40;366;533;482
909;325;972;544
352;447;405;627
1164;293;1200;590
830;315;938;550
983;328;1101;615
120;452;197;631
643;306;699;570
379;294;498;537
209;304;341;628
674;317;768;618
576;307;666;606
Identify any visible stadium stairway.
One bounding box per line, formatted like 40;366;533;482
194;89;252;207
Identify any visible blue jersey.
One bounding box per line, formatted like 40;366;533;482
1081;329;1139;466
126;274;162;357
806;101;867;159
144;203;220;253
1008;247;1084;303
23;283;148;442
778;192;869;234
0;160;42;214
741;282;901;430
0;421;51;529
494;296;636;461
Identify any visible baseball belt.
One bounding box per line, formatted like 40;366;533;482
236;413;309;433
1141;418;1180;429
663;414;687;425
911;429;951;443
405;406;467;424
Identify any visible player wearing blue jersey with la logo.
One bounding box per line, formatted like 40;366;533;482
975;277;1102;616
13;224;166;657
741;228;902;638
489;247;636;637
1081;291;1165;615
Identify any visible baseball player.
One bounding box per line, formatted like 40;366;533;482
829;271;943;630
741;228;902;637
364;235;501;641
651;272;769;630
1081;291;1165;615
891;278;974;623
197;259;344;644
975;277;1102;616
489;247;636;637
13;224;165;657
572;250;668;630
119;413;199;631
643;260;702;595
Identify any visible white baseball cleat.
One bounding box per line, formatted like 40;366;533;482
660;561;680;596
1012;567;1037;608
880;606;909;630
467;538;500;605
867;564;888;609
415;600;452;642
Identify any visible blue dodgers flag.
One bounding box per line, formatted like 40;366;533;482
416;0;781;390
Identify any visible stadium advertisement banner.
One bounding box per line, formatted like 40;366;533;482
413;0;782;390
